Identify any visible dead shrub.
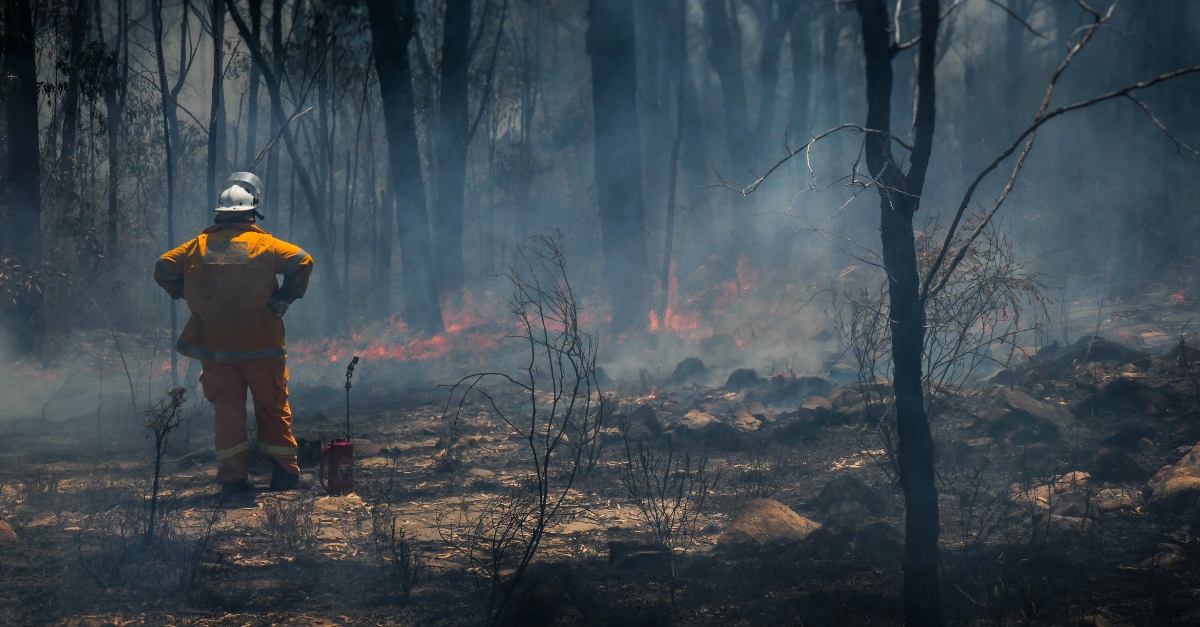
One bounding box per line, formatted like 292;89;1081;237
261;496;316;556
371;504;425;603
619;435;720;604
439;235;606;627
75;501;144;588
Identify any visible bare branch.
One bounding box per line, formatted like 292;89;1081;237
982;0;1047;39
1124;94;1200;162
711;124;912;195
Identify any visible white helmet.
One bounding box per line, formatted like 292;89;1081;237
215;172;265;218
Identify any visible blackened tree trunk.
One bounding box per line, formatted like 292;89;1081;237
264;0;284;220
820;7;841;129
435;0;471;296
59;0;90;181
789;9;812;140
153;0;181;383
100;0;129;255
587;0;650;334
244;0;263;166
365;0;445;335
674;0;712;271
206;0;228;208
854;0;943;625
3;0;44;355
228;1;346;332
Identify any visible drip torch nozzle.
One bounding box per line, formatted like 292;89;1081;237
345;356;359;438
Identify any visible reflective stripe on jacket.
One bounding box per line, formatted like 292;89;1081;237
154;223;313;361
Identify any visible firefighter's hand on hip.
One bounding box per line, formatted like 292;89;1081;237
268;294;290;318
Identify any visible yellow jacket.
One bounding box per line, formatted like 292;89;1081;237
154;223;313;361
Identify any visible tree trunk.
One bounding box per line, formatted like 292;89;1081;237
228;1;346;332
59;0;90;181
675;1;712;274
265;0;284;218
244;0;262;166
207;0;228;209
854;0;943;625
435;0;471;296
789;9;811;139
820;8;841;129
153;0;179;383
2;0;44;355
100;0;129;255
587;0;650;334
365;0;445;335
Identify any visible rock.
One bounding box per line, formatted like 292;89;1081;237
1145;443;1200;511
808;475;892;522
1091;448;1147;483
827;388;862;410
718;498;821;548
747;400;768;418
1012;472;1097;518
1135;437;1156;453
760;375;834;406
801;396;833;411
1138;543;1185;570
993;386;1074;428
733;413;761;432
669;357;706;384
852;521;902;564
1045;336;1149;370
1076;614;1114;627
986;409;1063;446
1074;377;1181;418
1102;424;1156;449
624;404;664;439
725;368;764;390
677;410;716;430
1093;488;1136;512
607;540;667;568
0;520;16;544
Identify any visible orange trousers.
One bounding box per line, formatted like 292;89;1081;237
200;358;300;482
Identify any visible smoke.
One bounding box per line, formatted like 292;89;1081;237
1;0;1197;430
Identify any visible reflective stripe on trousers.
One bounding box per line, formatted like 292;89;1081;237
200;357;300;482
215;440;250;460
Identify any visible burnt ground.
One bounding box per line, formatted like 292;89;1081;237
3;289;1200;626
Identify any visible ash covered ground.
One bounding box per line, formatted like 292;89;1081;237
2;282;1200;627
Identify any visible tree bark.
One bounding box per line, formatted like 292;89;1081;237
244;0;262;166
100;0;129;255
435;0;471;296
587;0;650;334
365;0;445;335
789;8;811;140
264;0;284;220
59;0;91;181
153;0;179;383
854;0;943;625
228;0;346;332
820;7;841;129
206;0;228;209
2;0;44;355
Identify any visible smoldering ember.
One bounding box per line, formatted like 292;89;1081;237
2;1;1200;626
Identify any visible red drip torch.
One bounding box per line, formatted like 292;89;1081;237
320;355;358;496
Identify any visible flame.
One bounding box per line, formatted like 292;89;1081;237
290;290;505;365
1171;291;1185;304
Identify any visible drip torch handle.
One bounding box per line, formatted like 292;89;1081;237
345;356;359;439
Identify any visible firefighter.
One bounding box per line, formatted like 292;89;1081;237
154;173;313;495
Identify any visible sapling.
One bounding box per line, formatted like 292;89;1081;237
144;387;187;543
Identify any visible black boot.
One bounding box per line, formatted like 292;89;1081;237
221;479;253;496
269;459;299;491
